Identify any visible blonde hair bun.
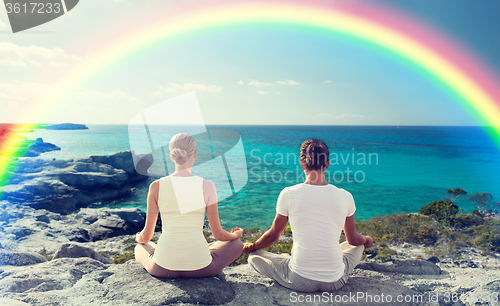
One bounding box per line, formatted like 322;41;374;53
169;133;196;165
169;148;188;165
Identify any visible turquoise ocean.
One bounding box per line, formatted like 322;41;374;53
19;125;500;229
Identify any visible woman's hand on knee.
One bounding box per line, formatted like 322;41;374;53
230;227;243;239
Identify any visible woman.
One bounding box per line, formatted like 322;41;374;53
135;133;243;278
243;138;373;292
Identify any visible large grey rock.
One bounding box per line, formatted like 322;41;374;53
357;260;441;275
0;249;47;266
0;257;108;295
52;244;112;264
25;138;61;157
223;264;425;306
0;258;236;305
0;298;31;305
0;206;148;251
79;207;146;241
101;260;235;305
0;151;152;214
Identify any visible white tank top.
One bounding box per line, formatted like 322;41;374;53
152;176;212;270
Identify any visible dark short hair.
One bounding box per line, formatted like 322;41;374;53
300;139;329;171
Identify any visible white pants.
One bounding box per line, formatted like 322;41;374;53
248;241;364;292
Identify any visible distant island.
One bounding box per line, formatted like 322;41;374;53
45;123;89;130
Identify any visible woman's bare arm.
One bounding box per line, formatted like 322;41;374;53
135;180;159;244
205;180;242;241
344;214;373;248
242;213;289;254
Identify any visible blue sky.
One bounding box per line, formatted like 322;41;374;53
0;0;499;125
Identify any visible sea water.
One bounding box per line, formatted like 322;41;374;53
19;125;500;229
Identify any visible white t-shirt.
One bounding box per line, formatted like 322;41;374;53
276;183;356;282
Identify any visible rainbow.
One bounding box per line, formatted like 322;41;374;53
1;0;500;187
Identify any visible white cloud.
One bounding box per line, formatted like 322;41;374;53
276;92;281;95
257;90;269;95
336;114;366;119
247;80;272;88
277;80;299;86
240;79;298;88
317;113;366;119
0;42;80;67
322;80;355;87
150;83;222;97
0;18;8;31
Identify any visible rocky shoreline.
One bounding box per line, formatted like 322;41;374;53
1;150;152;214
0;148;154;252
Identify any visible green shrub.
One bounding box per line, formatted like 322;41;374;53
123;244;135;252
122;237;136;244
354;213;437;245
449;213;484;228
268;242;293;255
411;224;439;244
232;241;293;266
231;227;293;265
113;252;135;264
469;192;499;215
203;229;216;243
375;247;397;261
243;227;261;235
446;188;467;202
473;233;500;253
419;199;458;220
232;253;249;266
